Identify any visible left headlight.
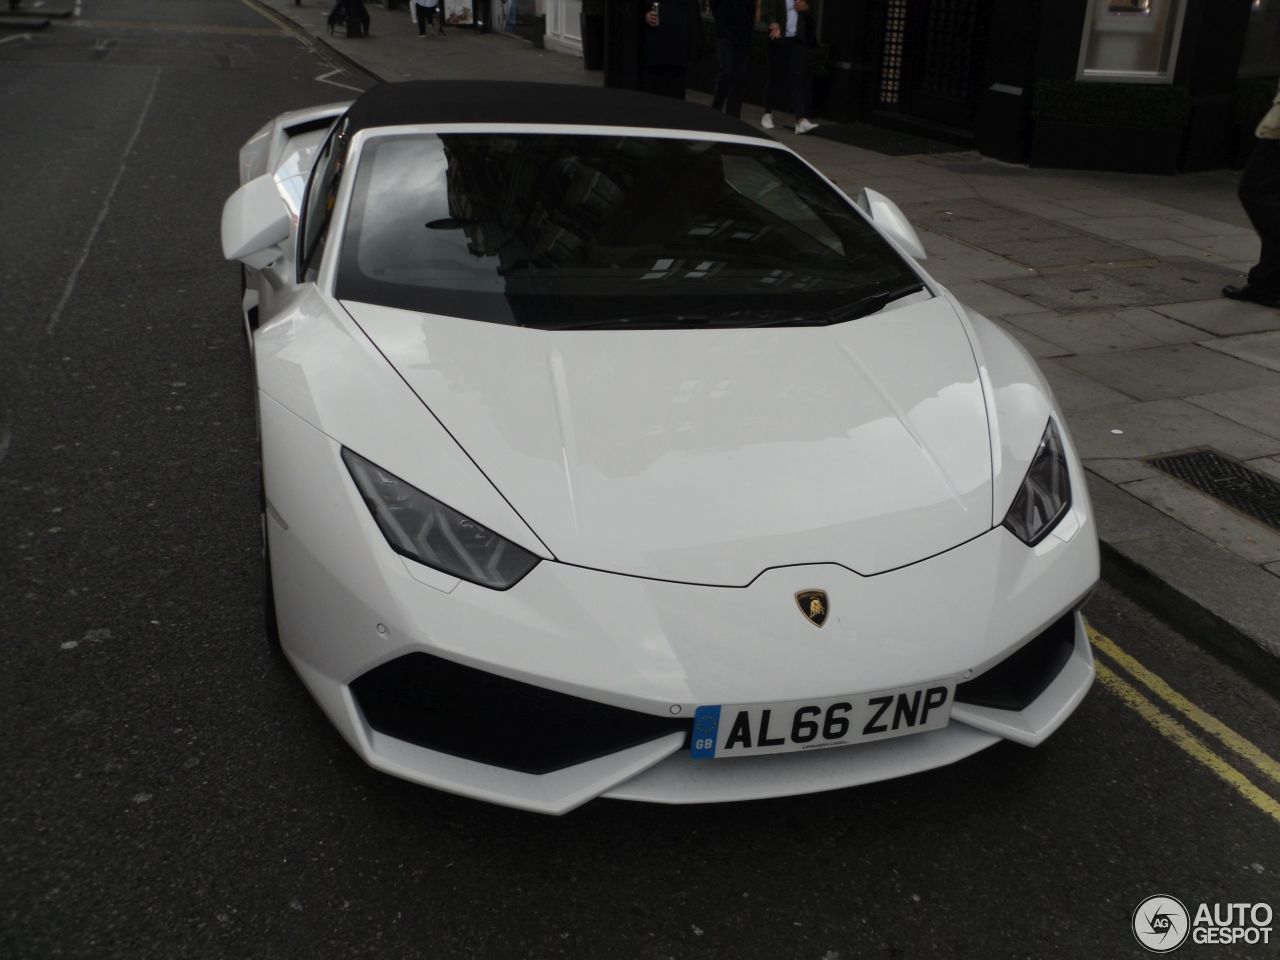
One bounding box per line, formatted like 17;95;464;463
342;448;540;590
1001;419;1071;547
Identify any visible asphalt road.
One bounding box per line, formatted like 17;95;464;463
2;4;1278;958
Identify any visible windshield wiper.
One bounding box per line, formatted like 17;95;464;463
821;282;928;324
551;284;926;331
556;313;714;331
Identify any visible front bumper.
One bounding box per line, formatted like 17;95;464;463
262;395;1099;814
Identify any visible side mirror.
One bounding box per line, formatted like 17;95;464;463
221;174;291;270
857;188;927;262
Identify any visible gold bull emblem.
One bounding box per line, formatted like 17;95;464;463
795;590;829;627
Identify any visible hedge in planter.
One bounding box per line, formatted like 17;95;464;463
1030;80;1190;174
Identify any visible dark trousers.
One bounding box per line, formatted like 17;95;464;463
711;37;751;119
643;65;687;101
763;37;811;120
328;0;369;36
1240;138;1280;296
413;3;439;33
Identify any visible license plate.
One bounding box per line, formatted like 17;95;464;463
690;681;955;759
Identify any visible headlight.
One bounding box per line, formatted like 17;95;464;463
1002;419;1071;546
342;448;540;590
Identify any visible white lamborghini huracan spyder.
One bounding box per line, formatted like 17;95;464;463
222;81;1098;814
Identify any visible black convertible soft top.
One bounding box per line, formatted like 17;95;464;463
341;80;771;140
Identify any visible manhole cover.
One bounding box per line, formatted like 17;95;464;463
1146;450;1280;530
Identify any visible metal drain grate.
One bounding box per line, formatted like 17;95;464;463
1146;450;1280;531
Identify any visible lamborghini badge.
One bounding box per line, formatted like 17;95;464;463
796;590;829;627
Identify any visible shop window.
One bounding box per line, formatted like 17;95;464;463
1077;0;1188;83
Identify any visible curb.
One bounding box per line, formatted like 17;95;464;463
1089;471;1280;697
249;0;386;84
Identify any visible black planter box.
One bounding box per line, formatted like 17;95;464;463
1030;120;1182;175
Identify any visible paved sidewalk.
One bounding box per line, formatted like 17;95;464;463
263;0;1280;686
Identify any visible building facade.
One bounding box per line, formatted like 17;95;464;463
808;0;1279;171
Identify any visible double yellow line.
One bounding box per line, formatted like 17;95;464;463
1088;625;1280;826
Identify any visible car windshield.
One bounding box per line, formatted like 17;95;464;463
336;132;925;329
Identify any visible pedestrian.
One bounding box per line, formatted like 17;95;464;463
641;0;702;101
328;0;370;37
760;0;819;135
1224;81;1280;309
709;0;754;119
410;0;445;37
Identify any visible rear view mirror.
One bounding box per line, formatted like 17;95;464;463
221;173;291;270
857;188;927;261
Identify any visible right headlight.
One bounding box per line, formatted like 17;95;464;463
342;448;540;590
1001;418;1071;547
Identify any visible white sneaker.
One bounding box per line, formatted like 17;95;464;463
760;113;775;131
795;119;819;135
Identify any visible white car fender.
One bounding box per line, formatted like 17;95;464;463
254;286;553;560
950;298;1060;522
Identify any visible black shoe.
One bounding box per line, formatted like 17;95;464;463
1222;284;1280;308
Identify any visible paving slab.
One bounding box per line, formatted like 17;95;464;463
1149;298;1280;336
1003;308;1205;354
1167;213;1256;236
1065;216;1217;242
1084;457;1164;484
898;200;1022;237
983;236;1149;269
920;215;1081;246
1049;197;1191;219
1247;455;1280;482
1119;474;1280;565
1172;234;1261;262
991;319;1072;359
991;259;1242;312
1122;237;1226;261
1037;358;1139;412
982;197;1087;221
1066;398;1280;461
1058;343;1280;401
944;280;1046;318
915;230;1033;284
1085;470;1187;543
1187;384;1280;442
1200;329;1280;371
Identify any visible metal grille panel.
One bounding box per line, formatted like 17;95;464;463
919;0;985;103
879;0;908;105
1146;450;1280;531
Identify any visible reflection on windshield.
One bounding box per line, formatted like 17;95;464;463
338;133;924;328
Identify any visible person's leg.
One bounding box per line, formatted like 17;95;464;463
1239;139;1280;297
761;39;780;128
437;4;445;34
788;39;811;122
415;3;426;35
711;36;733;112
644;65;685;100
725;39;750;119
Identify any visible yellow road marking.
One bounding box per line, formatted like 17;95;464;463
1094;662;1280;826
1088;625;1280;790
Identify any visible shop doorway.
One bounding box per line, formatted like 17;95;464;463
875;0;991;131
495;0;543;45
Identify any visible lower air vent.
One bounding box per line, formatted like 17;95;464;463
351;652;691;775
955;610;1076;711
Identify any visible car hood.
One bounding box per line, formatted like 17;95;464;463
344;297;993;585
